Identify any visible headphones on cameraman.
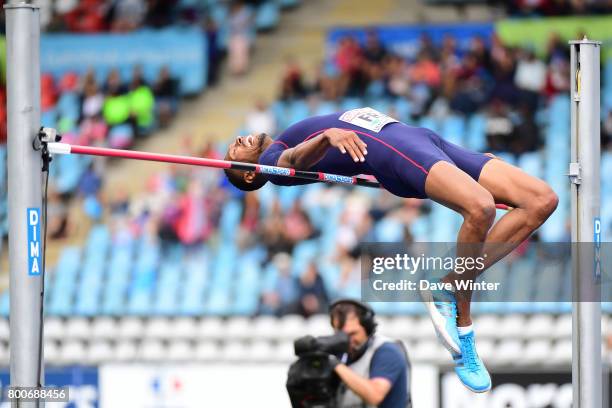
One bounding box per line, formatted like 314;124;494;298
329;298;377;336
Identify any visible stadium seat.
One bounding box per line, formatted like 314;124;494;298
65;318;92;340
278;314;306;340
44;341;60;365
117;317;145;340
255;2;280;31
441;115;466;145
195;341;221;361
59;340;86;365
140;339;166;361
43;317;64;342
412;340;447;364
167;340;194;361
248;340;275;362
522;339;553;365
90;317;118;341
198;317;226;340
272;340;296;363
553;314;572;339
144;317;172;339
221;340;250;362
0;319;8;342
225;317;254;340
87;340;114;364
549;339;572;365
169;317;198;340
305;314;334;337
492;339;523;366
252;315;281;340
114;340;137;361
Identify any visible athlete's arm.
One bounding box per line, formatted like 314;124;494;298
334;364;391;406
276;128;367;170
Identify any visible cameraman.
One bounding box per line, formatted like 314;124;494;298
329;299;411;408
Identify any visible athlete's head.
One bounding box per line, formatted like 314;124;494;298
224;133;273;191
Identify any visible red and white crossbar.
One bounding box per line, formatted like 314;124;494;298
46;142;513;210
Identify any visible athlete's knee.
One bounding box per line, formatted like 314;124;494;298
527;186;558;226
462;192;496;231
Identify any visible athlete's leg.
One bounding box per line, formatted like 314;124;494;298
424;161;497;326
477;158;558;268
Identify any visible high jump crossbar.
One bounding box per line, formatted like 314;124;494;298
46;142;514;210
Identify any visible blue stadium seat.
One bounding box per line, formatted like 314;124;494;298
517;152;543;178
312;100;338;116
465;114;486;152
255;2;280;31
0;292;8;317
276;0;301;8
340;97;363;111
203;290;229;315
286;100;310;125
418;116;439;135
56;92;80;122
374;218;404;242
441;115;466;145
291;239;319;276
393;98;412;123
74;284;102;316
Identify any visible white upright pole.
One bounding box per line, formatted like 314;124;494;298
569;37;602;408
4;1;44;406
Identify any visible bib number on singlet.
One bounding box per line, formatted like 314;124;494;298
338;107;398;133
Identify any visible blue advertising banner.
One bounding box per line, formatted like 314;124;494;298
0;366;99;407
41;28;207;95
327;23;494;61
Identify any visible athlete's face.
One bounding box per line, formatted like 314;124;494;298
226;133;267;163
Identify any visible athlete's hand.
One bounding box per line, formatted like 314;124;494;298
324;128;368;162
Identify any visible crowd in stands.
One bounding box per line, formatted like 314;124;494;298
37;26;612;317
277;30;608;155
507;0;612;16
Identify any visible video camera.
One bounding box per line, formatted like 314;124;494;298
286;332;349;408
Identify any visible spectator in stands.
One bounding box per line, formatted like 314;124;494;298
109;0;148;32
280;56;308;100
544;56;570;99
489;46;520;106
245;98;276;136
295;262;329;317
335;36;366;96
47;186;71;240
203;16;221;86
259;252;297;315
227;0;254;76
603;111;612;150
128;65;155;135
80;72;105;120
515;47;546;110
153;66;180;128
260;199;293;257
511;103;542;155
144;0;175;28
362;30;388;86
485;98;515;152
284;201;317;244
410;50;441;90
384;55;410;99
41;74;58;113
63;0;110;33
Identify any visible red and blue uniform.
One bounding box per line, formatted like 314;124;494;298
259;109;491;198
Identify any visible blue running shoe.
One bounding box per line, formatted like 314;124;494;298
421;288;461;355
454;331;491;393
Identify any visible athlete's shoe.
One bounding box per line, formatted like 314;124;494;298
453;331;492;393
421;287;461;355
